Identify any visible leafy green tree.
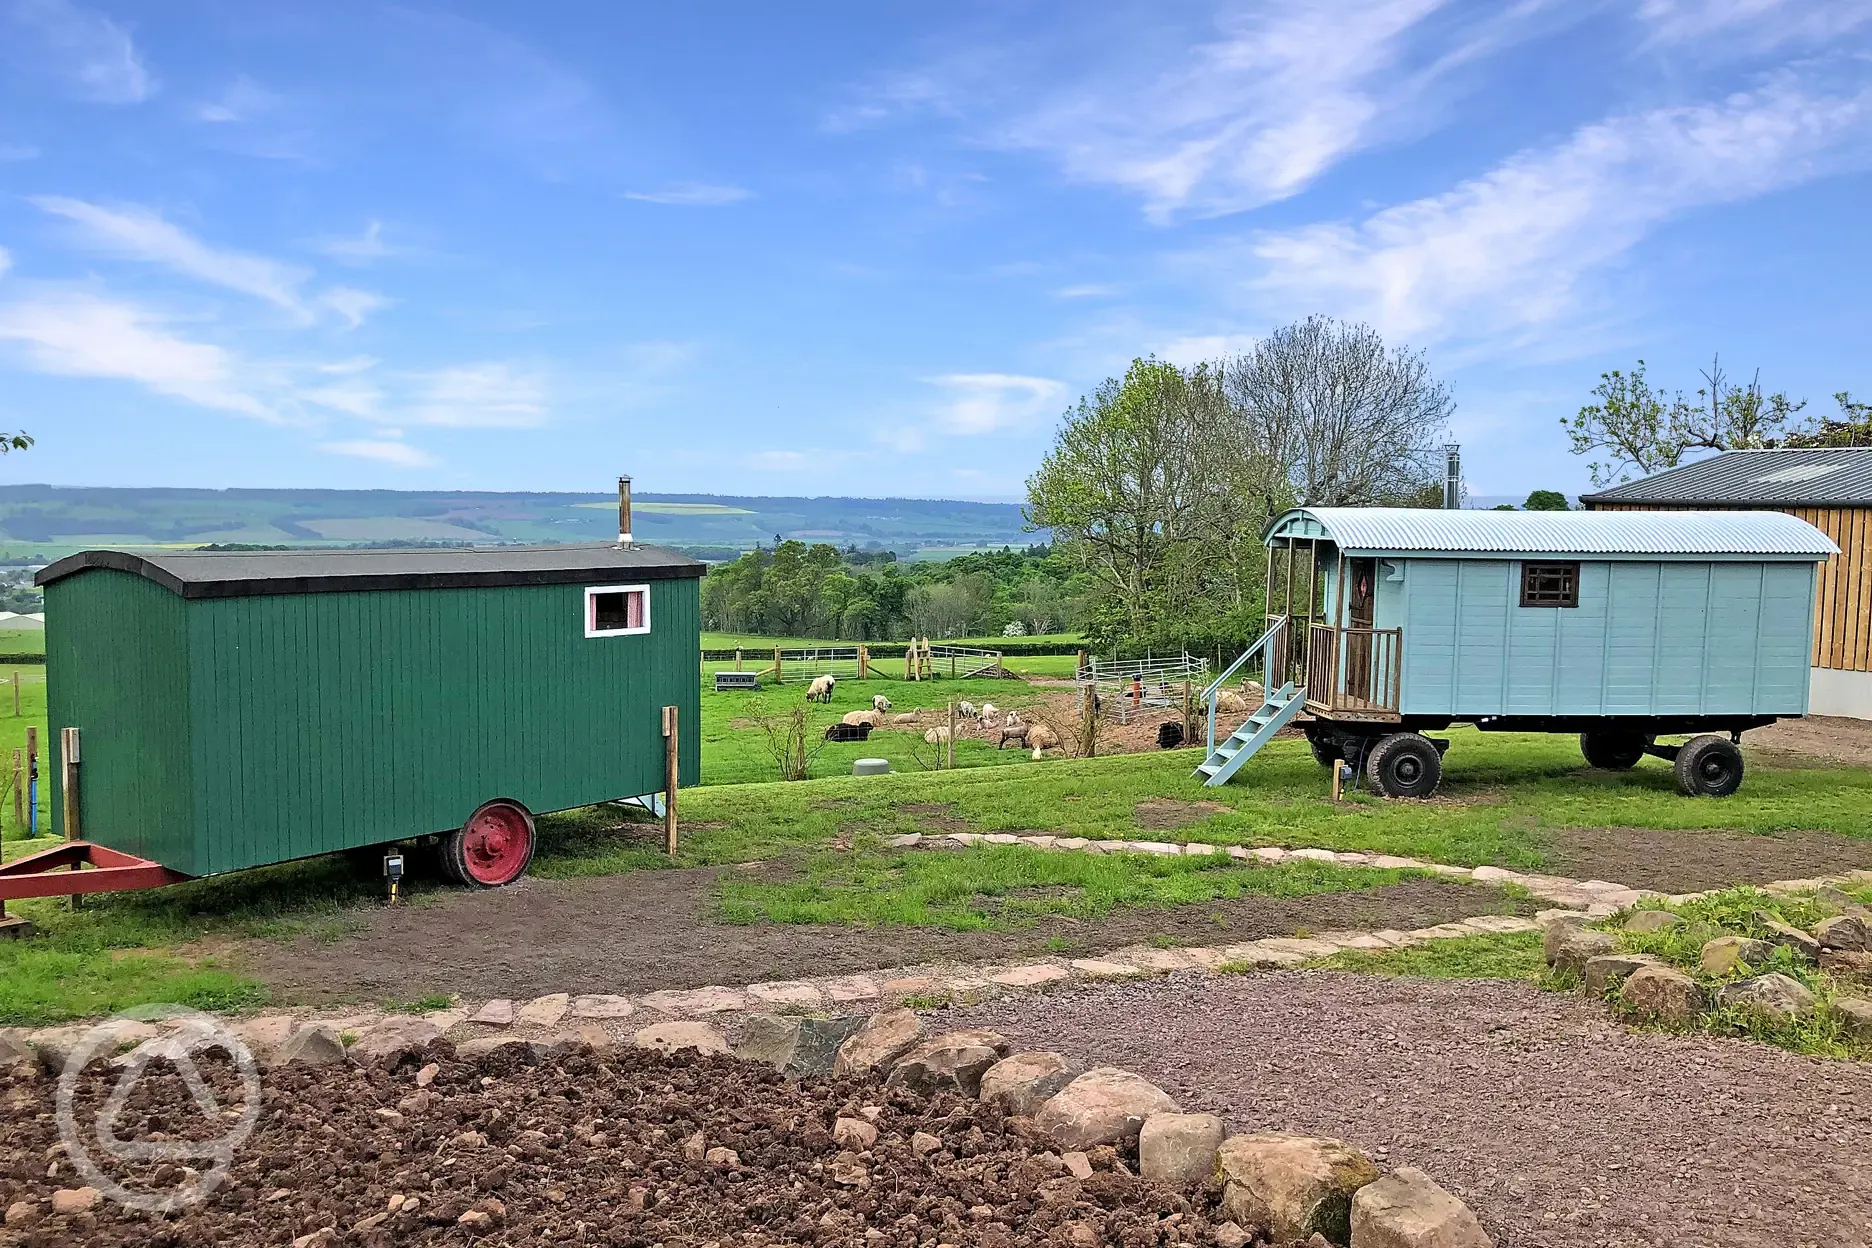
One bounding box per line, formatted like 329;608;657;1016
1780;393;1872;448
1563;356;1803;486
1523;490;1569;511
0;433;29;454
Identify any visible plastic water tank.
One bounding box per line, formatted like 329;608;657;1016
852;758;891;777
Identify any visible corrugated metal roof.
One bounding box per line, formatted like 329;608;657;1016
1580;448;1872;505
37;542;705;599
1268;507;1838;558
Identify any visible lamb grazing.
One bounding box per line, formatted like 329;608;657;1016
1003;709;1023;728
923;725;952;745
957;701;979;719
892;711;920;726
1026;723;1060;757
805;674;837;704
872;694;893;713
842;709;884;729
996;723;1029;750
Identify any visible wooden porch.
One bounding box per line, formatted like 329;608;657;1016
1305;623;1402;721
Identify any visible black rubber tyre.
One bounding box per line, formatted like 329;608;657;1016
1579;728;1648;770
1364;732;1443;799
1673;735;1744;798
1306;728;1339;767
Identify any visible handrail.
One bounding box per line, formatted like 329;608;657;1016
1203;615;1289;757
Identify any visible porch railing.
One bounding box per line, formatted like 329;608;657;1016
1305;624;1402;719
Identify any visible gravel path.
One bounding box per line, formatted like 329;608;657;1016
934;972;1872;1248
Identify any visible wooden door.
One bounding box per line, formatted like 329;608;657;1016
1346;558;1375;701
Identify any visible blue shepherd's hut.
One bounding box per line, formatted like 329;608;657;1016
1195;507;1838;799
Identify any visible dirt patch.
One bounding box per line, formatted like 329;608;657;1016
232;870;1526;1006
893;802;972;834
1541;824;1872;893
10;1043;1228;1247
1133;798;1227;831
1745;714;1872;768
932;973;1872;1248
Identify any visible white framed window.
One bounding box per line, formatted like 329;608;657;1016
585;584;651;637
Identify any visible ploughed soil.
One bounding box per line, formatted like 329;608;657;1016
233;869;1525;1006
933;972;1872;1248
1;1041;1244;1248
1540;823;1872;894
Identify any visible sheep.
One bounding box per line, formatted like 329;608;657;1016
957;701;978;719
1003;709;1023;728
923;725;952;745
1214;690;1248;714
872;694;893;713
842;709;884;729
805;674;837;704
996;723;1029;750
892;711;920;726
979;702;998;719
1025;723;1061;757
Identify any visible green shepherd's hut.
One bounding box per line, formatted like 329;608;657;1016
23;532;702;895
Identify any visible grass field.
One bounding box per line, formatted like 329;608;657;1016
0;629;43;657
701;631;1083;651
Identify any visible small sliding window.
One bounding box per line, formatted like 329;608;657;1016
1519;562;1579;608
585;584;651;637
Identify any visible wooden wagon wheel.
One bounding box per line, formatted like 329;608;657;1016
442;798;536;887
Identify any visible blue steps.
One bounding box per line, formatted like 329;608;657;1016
1193;681;1306;787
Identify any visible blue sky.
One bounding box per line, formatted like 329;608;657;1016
0;0;1868;502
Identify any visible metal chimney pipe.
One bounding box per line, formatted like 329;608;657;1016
617;475;633;546
1443;445;1461;510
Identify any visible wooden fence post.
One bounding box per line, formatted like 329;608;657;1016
946;701;956;770
11;671;17;718
661;706;679;857
735;648;743;672
773;647;783;684
859;644;869;680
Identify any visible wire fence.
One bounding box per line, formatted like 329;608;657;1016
1079;653;1210;724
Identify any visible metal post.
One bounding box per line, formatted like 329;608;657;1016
10;748;20;831
25;726;36;837
61;727;80;910
661;706;679;856
617;474;634;545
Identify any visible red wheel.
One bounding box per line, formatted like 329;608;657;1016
442;799;536;887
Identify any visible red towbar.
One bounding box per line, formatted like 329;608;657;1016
0;841;191;903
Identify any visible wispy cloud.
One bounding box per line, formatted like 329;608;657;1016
925;373;1066;434
622;183;752;206
0;143;39;162
1229;74;1872;345
315;221;405;265
319;439;435;468
1637;0;1872;45
196;73;282;123
30;196;387;327
744;449;812;471
405;363;549;427
1054;283;1118;299
2;0;152;104
0;290;271;417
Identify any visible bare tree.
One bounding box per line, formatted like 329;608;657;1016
1220;316;1451;507
1563;356;1806;486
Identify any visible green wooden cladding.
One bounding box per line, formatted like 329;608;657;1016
45;571;701;877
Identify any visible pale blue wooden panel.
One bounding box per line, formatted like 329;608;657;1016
1653;563;1712;714
1755;562;1816;713
1704;563;1763;713
1554;562;1611;714
1603;563;1662;714
1401;558;1458;714
1454;561;1511;714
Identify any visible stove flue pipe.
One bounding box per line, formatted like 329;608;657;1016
617;474;633;546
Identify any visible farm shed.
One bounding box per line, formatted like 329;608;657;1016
1197;507;1837;797
1582;447;1872;720
29;543;702;891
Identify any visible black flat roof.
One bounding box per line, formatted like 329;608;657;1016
37;543;706;600
1581;447;1872;506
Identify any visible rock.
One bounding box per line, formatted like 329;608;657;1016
1033;1067;1179;1151
228;1015;297;1062
1715;972;1816;1022
832;1008;925;1078
1621;910;1682;934
3;1200;39;1227
1582;952;1662;994
1539;913;1585;959
1217;1132;1379;1246
980;1051;1077;1117
910;1131;942;1157
631;1022;730;1057
681;1130;707;1161
349;1016;441;1063
833;1117;878;1150
1829;996;1872;1041
0;1030;34;1070
570;994;633;1020
1137;1112;1225;1186
1619;965;1704;1026
274;1024;348;1067
736;1014;866;1077
1700;936;1773;977
1815;915;1870;952
1822;949;1872;979
1350;1165;1493;1248
1755;912;1821;962
456;1036;538;1061
514;993;570;1028
1545;926;1616;972
1062;1150;1094;1180
1213;1223;1251;1248
470;999;515;1026
704;1146;739;1166
49;1188;99;1215
25;1026;91;1075
885;1030;1010;1097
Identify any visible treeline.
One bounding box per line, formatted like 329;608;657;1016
701;543;1088;641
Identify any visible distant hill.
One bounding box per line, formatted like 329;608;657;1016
0;485;1038;561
